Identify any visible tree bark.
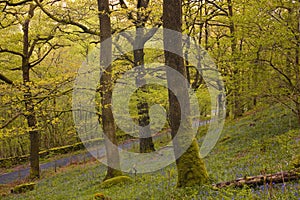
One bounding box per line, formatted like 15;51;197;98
134;0;155;153
163;0;208;187
98;0;122;180
21;3;40;179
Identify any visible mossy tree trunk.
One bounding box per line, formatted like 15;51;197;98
22;3;40;179
134;0;155;153
227;0;243;119
97;0;122;180
295;2;300;126
163;0;208;187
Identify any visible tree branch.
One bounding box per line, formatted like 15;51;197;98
30;43;64;68
0;73;13;84
0;112;23;129
259;59;295;89
142;24;162;45
0;0;31;6
35;0;99;36
0;47;24;58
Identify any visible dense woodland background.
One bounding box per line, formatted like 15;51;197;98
0;0;299;197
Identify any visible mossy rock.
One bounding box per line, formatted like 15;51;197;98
94;193;112;200
11;183;35;194
100;176;132;188
292;155;300;169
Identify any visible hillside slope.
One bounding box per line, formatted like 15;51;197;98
2;105;300;199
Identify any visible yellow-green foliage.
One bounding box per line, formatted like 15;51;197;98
100;176;132;189
11;182;35;194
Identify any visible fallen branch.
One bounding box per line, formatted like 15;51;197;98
213;169;300;188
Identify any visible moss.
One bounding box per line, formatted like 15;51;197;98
103;167;123;181
292;155;300;169
100;176;132;188
176;139;209;187
29;168;40;179
11;182;35;194
94;192;110;200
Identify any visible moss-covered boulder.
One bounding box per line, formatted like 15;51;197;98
292;155;300;169
94;192;112;200
94;193;104;200
11;183;35;194
100;176;132;188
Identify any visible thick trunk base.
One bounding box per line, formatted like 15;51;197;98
29;130;40;179
139;137;155;153
176;139;208;187
103;167;123;181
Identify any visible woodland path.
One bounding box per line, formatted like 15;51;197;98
0;119;210;184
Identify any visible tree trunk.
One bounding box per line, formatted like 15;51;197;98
134;0;155;153
227;0;243;118
22;3;40;179
296;102;300;126
98;0;122;180
296;0;300;126
163;0;208;187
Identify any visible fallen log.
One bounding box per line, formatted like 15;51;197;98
213;169;300;188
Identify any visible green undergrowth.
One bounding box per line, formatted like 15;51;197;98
2;105;300;199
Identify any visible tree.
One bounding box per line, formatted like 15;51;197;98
36;0;124;179
133;0;156;153
21;3;40;178
98;0;122;180
0;0;71;178
257;0;300;125
111;0;162;153
163;0;208;187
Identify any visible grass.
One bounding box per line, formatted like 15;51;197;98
1;104;300;199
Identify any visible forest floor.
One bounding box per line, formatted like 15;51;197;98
1;105;300;199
